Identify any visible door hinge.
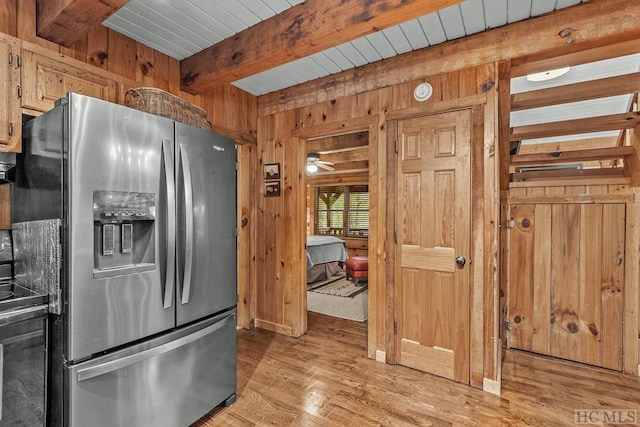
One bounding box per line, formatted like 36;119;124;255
394;140;399;153
236;161;239;170
505;320;513;331
393;319;397;334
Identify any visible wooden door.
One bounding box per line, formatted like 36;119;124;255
507;203;625;370
395;109;471;384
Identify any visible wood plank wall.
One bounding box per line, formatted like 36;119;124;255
256;63;500;387
0;0;258;328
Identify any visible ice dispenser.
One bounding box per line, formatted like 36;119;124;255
93;191;156;278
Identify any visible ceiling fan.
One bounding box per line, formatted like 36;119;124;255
306;152;335;173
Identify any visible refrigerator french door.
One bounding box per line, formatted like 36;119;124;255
13;93;238;427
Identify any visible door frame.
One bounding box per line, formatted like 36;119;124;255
384;93;498;390
291;116;381;355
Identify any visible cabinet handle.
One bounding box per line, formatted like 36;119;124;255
8;52;12;67
16;85;21;99
8;123;12;138
16;55;21;68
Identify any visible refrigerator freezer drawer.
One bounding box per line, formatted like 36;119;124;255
68;310;237;427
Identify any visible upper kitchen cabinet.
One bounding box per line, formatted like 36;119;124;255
0;35;23;152
20;47;117;113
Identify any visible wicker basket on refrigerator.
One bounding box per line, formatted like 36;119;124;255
124;87;211;130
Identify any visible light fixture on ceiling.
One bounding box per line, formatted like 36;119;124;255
413;82;433;102
306;163;318;173
526;66;571;82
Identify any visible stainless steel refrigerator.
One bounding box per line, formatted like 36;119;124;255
11;93;237;427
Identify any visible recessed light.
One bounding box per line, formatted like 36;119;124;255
526;67;571;82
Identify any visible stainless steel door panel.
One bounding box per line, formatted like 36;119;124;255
176;123;237;325
67;94;176;361
68;311;237;427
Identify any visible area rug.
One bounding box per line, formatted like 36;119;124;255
310;275;368;298
307;273;368;322
307;289;368;322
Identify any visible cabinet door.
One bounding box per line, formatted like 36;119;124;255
0;36;22;152
21;49;117;112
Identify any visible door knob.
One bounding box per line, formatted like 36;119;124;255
455;256;466;268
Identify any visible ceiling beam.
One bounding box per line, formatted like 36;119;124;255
511;72;640;111
180;0;464;94
259;0;640;116
36;0;129;47
510;111;640;141
511;146;635;166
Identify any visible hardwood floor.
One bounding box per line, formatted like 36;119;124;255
195;312;640;426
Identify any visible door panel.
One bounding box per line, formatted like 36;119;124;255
396;109;471;384
67;94;176;361
176;123;237;326
507;203;624;370
68;312;237;427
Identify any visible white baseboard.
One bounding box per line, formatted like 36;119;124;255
483;378;501;396
375;350;386;363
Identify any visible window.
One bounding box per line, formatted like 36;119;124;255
315;185;369;238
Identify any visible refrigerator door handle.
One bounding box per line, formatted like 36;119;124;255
179;143;194;305
76;314;234;382
162;139;176;309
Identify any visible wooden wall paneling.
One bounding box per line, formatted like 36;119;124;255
60;35;86;62
151;49;169;92
499;205;510;350
107;30;136;81
237;142;256;329
0;0;17;37
531;204;551;355
550;204;581;362
624;201;640;375
578;204;604;366
480;62;500;386
369;118;383;360
135;43;156;88
498;60;511;194
385;118;398;364
85;25;109;71
391;79;420;111
508;204;536;351
289;133;307;337
601;204;624;370
470;103;485;388
441;69;460;101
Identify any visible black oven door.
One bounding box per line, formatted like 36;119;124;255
0;306;47;427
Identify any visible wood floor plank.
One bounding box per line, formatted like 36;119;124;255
195;312;640;426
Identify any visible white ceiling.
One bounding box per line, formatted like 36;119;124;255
103;0;587;96
510;53;640;145
102;0;639;149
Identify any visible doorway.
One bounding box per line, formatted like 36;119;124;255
304;131;371;325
